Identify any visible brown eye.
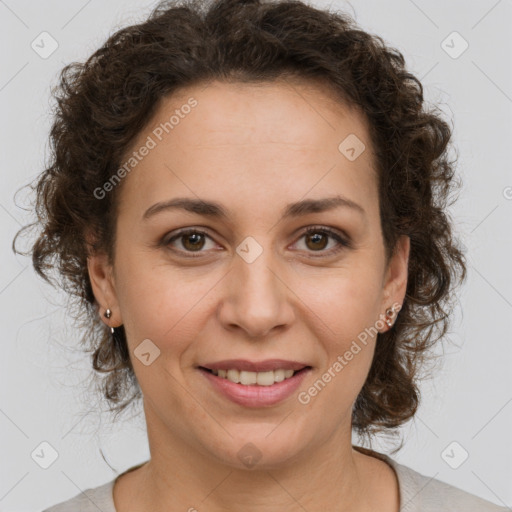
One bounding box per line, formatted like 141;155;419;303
294;226;351;256
163;229;217;256
305;231;329;251
181;232;206;251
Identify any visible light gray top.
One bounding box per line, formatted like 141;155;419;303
42;454;508;511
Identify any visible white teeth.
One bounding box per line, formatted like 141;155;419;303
274;369;286;383
210;368;298;385
240;371;257;385
256;371;274;386
227;369;239;383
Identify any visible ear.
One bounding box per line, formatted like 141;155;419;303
379;235;410;332
87;248;122;329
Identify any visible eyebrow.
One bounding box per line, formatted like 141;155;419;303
142;195;366;221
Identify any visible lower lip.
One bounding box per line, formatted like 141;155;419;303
198;367;312;407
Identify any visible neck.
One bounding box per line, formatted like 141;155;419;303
128;409;372;512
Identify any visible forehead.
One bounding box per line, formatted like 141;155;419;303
117;79;377;222
163;78;370;150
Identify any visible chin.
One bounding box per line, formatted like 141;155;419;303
206;429;309;471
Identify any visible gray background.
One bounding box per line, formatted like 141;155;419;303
1;0;511;510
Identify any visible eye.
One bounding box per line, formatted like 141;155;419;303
163;229;218;256
161;225;351;258
293;226;351;256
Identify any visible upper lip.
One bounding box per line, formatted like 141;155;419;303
200;359;311;372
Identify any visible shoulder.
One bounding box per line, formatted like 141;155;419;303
385;456;508;511
42;479;116;512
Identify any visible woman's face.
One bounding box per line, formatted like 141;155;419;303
89;79;409;469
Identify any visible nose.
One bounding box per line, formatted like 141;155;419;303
217;248;295;339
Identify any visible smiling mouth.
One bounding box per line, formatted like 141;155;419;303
199;366;311;386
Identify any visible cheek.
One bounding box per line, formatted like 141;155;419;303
294;264;383;338
114;252;218;350
290;268;381;390
298;281;378;416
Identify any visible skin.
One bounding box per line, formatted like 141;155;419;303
88;78;410;512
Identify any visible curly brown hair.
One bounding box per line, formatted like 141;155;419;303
13;0;467;446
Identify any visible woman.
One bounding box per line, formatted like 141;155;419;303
15;0;507;510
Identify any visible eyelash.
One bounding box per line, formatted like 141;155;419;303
161;225;351;259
